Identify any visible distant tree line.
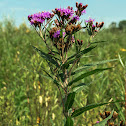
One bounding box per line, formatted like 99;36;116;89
109;20;126;30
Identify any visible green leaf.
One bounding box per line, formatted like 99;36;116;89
65;92;75;112
68;67;112;86
32;46;60;68
65;116;73;126
63;46;96;69
90;40;107;44
67;46;96;61
71;59;118;76
72;83;86;93
94;110;114;126
71;100;124;118
60;27;63;38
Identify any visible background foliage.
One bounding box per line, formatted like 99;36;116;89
0;19;125;126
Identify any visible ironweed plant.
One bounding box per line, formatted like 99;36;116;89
28;2;123;126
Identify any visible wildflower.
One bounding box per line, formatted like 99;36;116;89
85;18;95;26
65;24;81;35
37;117;40;124
53;30;66;38
75;2;88;16
28;11;54;27
53;7;74;20
96;121;99;123
120;48;126;52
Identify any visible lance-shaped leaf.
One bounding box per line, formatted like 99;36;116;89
67;46;96;61
65;116;73;126
32;46;60;68
68;67;112;86
72;83;87;93
90;40;107;44
71;59;118;76
65;92;75;112
63;46;96;69
71;100;124;118
94;110;114;126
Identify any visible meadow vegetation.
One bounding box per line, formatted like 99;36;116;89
0;19;125;126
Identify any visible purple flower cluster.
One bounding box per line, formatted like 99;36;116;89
55;7;74;17
70;15;80;21
81;9;86;15
85;18;95;27
54;6;86;23
85;18;95;23
53;30;66;38
28;11;54;26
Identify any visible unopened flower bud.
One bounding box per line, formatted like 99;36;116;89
80;40;83;45
68;6;70;9
76;2;78;7
96;22;98;27
78;3;83;8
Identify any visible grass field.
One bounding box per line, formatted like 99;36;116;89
0;20;125;126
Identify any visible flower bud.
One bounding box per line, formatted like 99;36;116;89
78;3;83;8
96;22;98;27
76;2;78;7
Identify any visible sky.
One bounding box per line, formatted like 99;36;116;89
0;0;126;28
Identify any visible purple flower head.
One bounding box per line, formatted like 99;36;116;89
55;7;74;17
81;9;86;15
69;15;80;21
96;121;99;123
92;24;95;27
53;30;66;38
28;11;54;26
85;18;95;27
85;18;95;23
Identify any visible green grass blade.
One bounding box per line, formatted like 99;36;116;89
64;116;73;126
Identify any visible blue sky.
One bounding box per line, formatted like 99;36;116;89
0;0;126;27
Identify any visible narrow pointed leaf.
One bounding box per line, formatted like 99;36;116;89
71;100;124;118
72;83;86;93
94;110;114;126
71;59;118;76
67;46;96;61
65;116;73;126
32;46;60;68
63;46;96;69
90;40;107;44
65;92;75;112
68;67;112;86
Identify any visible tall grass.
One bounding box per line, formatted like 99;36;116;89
0;20;125;125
